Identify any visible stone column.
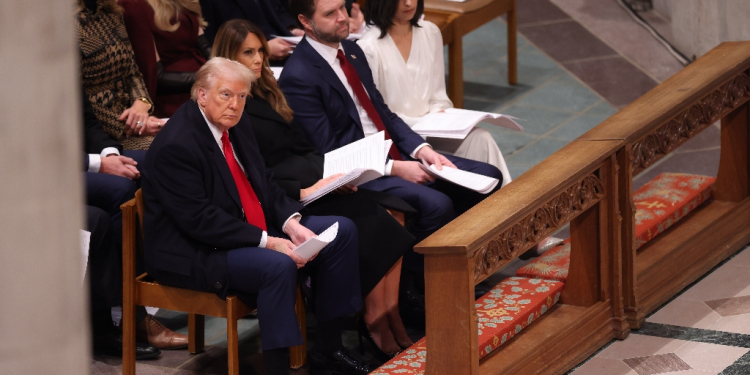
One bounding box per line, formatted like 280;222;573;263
664;0;750;59
0;0;89;374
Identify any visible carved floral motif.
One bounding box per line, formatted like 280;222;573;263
472;174;605;282
631;71;750;173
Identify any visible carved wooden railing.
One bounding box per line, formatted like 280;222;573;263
578;41;750;328
413;41;750;375
415;140;628;375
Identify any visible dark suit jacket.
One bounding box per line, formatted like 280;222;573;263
278;37;426;157
142;100;304;298
201;0;297;44
83;91;122;170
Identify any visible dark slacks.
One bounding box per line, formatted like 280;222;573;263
86;206;122;312
225;216;362;350
360;154;502;274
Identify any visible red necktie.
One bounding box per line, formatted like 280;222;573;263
336;50;403;161
221;132;267;230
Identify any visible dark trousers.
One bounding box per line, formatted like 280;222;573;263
86;206;123;312
360;154;502;275
225;216;362;350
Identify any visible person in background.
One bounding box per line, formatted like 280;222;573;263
120;0;210;118
212;19;416;359
359;0;511;185
76;0;164;150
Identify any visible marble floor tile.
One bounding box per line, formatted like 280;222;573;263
646;299;722;330
597;334;688;360
515;75;603;113
519;20;615;62
704;295;750;317
547;111;611;140
516;0;570;25
477;123;539;155
729;246;750;269
571;357;637;375
622;353;692;375
562;56;657;107
550;0;684;83
674;341;749;373
505;137;570;165
677;264;750;302
497;104;575;135
707;314;750;336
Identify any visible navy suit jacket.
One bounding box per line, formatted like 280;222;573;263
278;37;425;158
142;100;304;298
201;0;297;44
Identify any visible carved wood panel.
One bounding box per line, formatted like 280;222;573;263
472;174;605;283
631;71;750;174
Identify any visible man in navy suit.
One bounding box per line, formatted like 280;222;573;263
142;58;371;375
279;0;503;288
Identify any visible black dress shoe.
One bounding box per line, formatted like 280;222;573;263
93;328;161;360
308;347;375;375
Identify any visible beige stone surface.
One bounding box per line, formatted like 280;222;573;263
0;0;89;374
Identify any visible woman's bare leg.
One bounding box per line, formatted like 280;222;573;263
364;278;401;353
383;258;413;348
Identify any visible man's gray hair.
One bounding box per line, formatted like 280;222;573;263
190;57;257;101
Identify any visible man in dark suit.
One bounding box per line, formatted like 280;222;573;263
142;58;371;375
82;94;188;357
201;0;303;63
279;0;503;288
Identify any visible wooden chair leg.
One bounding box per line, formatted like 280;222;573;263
290;287;307;369
448;35;464;108
122;301;136;375
507;0;518;85
226;297;240;375
188;313;205;354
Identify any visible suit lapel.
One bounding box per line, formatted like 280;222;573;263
298;38;362;129
188;101;244;211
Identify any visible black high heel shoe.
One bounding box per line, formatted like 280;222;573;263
357;319;400;361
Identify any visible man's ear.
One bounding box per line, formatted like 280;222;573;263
196;87;207;107
298;14;311;33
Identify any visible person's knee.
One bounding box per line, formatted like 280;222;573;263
334;216;357;245
419;191;454;224
109;176;138;206
266;253;298;285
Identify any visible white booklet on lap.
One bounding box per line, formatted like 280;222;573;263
412;108;523;139
419;164;499;194
293;222;339;260
300;132;391;205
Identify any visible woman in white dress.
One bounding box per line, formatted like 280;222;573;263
358;0;511;186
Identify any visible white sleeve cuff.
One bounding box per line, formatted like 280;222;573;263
282;213;303;233
259;231;268;248
88;154;101;173
384;160;394;176
411;143;431;159
100;147;120;157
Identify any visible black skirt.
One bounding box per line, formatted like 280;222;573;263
306;188;416;296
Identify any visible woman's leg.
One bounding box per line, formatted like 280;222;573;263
364;278;401;354
383;258;413;348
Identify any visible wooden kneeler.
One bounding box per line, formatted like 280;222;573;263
121;190;307;375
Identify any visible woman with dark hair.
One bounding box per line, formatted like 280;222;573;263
119;0;210;118
77;0;165;150
213;19;416;359
359;0;512;185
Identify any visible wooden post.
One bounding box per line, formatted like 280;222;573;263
227;297;240;375
423;253;477;375
507;0;517;85
562;198;601;307
188;313;205;354
448;33;464;108
121;202;136;375
715;101;750;202
290;287;307;369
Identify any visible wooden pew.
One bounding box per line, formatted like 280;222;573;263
415;140;630;375
577;41;750;328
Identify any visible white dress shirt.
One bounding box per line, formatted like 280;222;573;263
87;147;121;172
200;108;301;248
306;37;430;173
